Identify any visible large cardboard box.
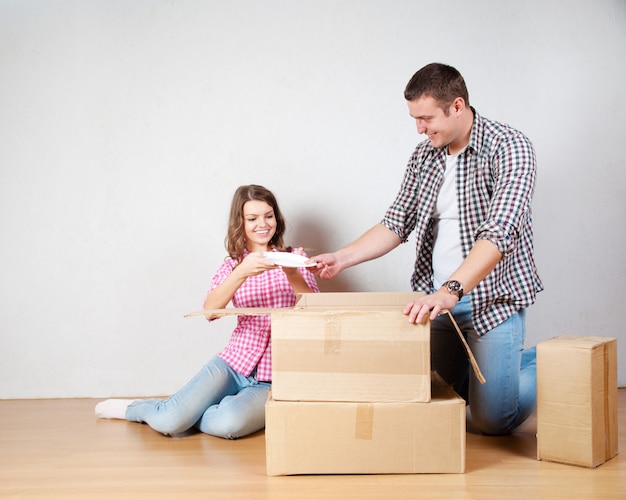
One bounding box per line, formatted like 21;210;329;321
271;292;430;403
265;373;465;476
537;335;618;468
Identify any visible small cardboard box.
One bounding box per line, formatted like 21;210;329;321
537;335;618;468
265;373;465;475
271;292;430;403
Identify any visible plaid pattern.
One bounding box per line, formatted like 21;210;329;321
382;110;543;335
209;250;319;381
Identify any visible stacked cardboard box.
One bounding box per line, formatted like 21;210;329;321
270;292;431;403
265;292;466;475
537;335;618;468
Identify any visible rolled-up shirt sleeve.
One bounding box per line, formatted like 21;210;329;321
472;129;537;257
382;150;441;244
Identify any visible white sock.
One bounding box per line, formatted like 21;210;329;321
94;399;137;419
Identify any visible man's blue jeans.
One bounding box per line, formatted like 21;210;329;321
125;355;270;439
430;295;536;435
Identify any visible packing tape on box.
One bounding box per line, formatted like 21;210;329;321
603;341;613;459
324;315;342;353
355;403;374;440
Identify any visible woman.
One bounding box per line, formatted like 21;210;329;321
95;185;319;438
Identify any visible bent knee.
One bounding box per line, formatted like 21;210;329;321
144;411;196;436
150;420;191;436
200;415;264;439
471;411;517;436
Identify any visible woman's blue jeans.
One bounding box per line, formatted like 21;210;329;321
430;295;536;435
125;355;270;439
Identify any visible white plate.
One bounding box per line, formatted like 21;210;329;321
263;252;317;268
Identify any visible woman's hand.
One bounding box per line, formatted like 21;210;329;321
281;247;317;294
235;252;278;278
279;247;305;278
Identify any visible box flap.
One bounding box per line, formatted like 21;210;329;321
539;335;617;351
295;291;423;308
184;307;276;318
185;292;425;318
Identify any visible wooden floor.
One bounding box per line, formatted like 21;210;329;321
1;393;625;499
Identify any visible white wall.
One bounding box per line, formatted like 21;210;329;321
1;0;624;398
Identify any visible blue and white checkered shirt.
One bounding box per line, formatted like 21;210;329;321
382;109;543;335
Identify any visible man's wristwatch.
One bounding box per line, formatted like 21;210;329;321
441;280;464;300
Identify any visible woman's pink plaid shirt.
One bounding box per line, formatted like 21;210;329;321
207;251;319;382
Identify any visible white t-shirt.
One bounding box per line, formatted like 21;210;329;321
432;150;464;289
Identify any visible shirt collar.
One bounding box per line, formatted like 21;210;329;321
466;107;483;155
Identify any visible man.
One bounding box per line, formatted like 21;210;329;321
310;62;543;435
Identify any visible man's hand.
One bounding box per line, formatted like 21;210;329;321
307;252;343;280
402;289;459;324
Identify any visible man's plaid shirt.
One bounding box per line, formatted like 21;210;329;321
382;109;543;335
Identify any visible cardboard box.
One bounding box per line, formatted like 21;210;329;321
265;373;465;475
271;292;430;403
537;335;618;468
